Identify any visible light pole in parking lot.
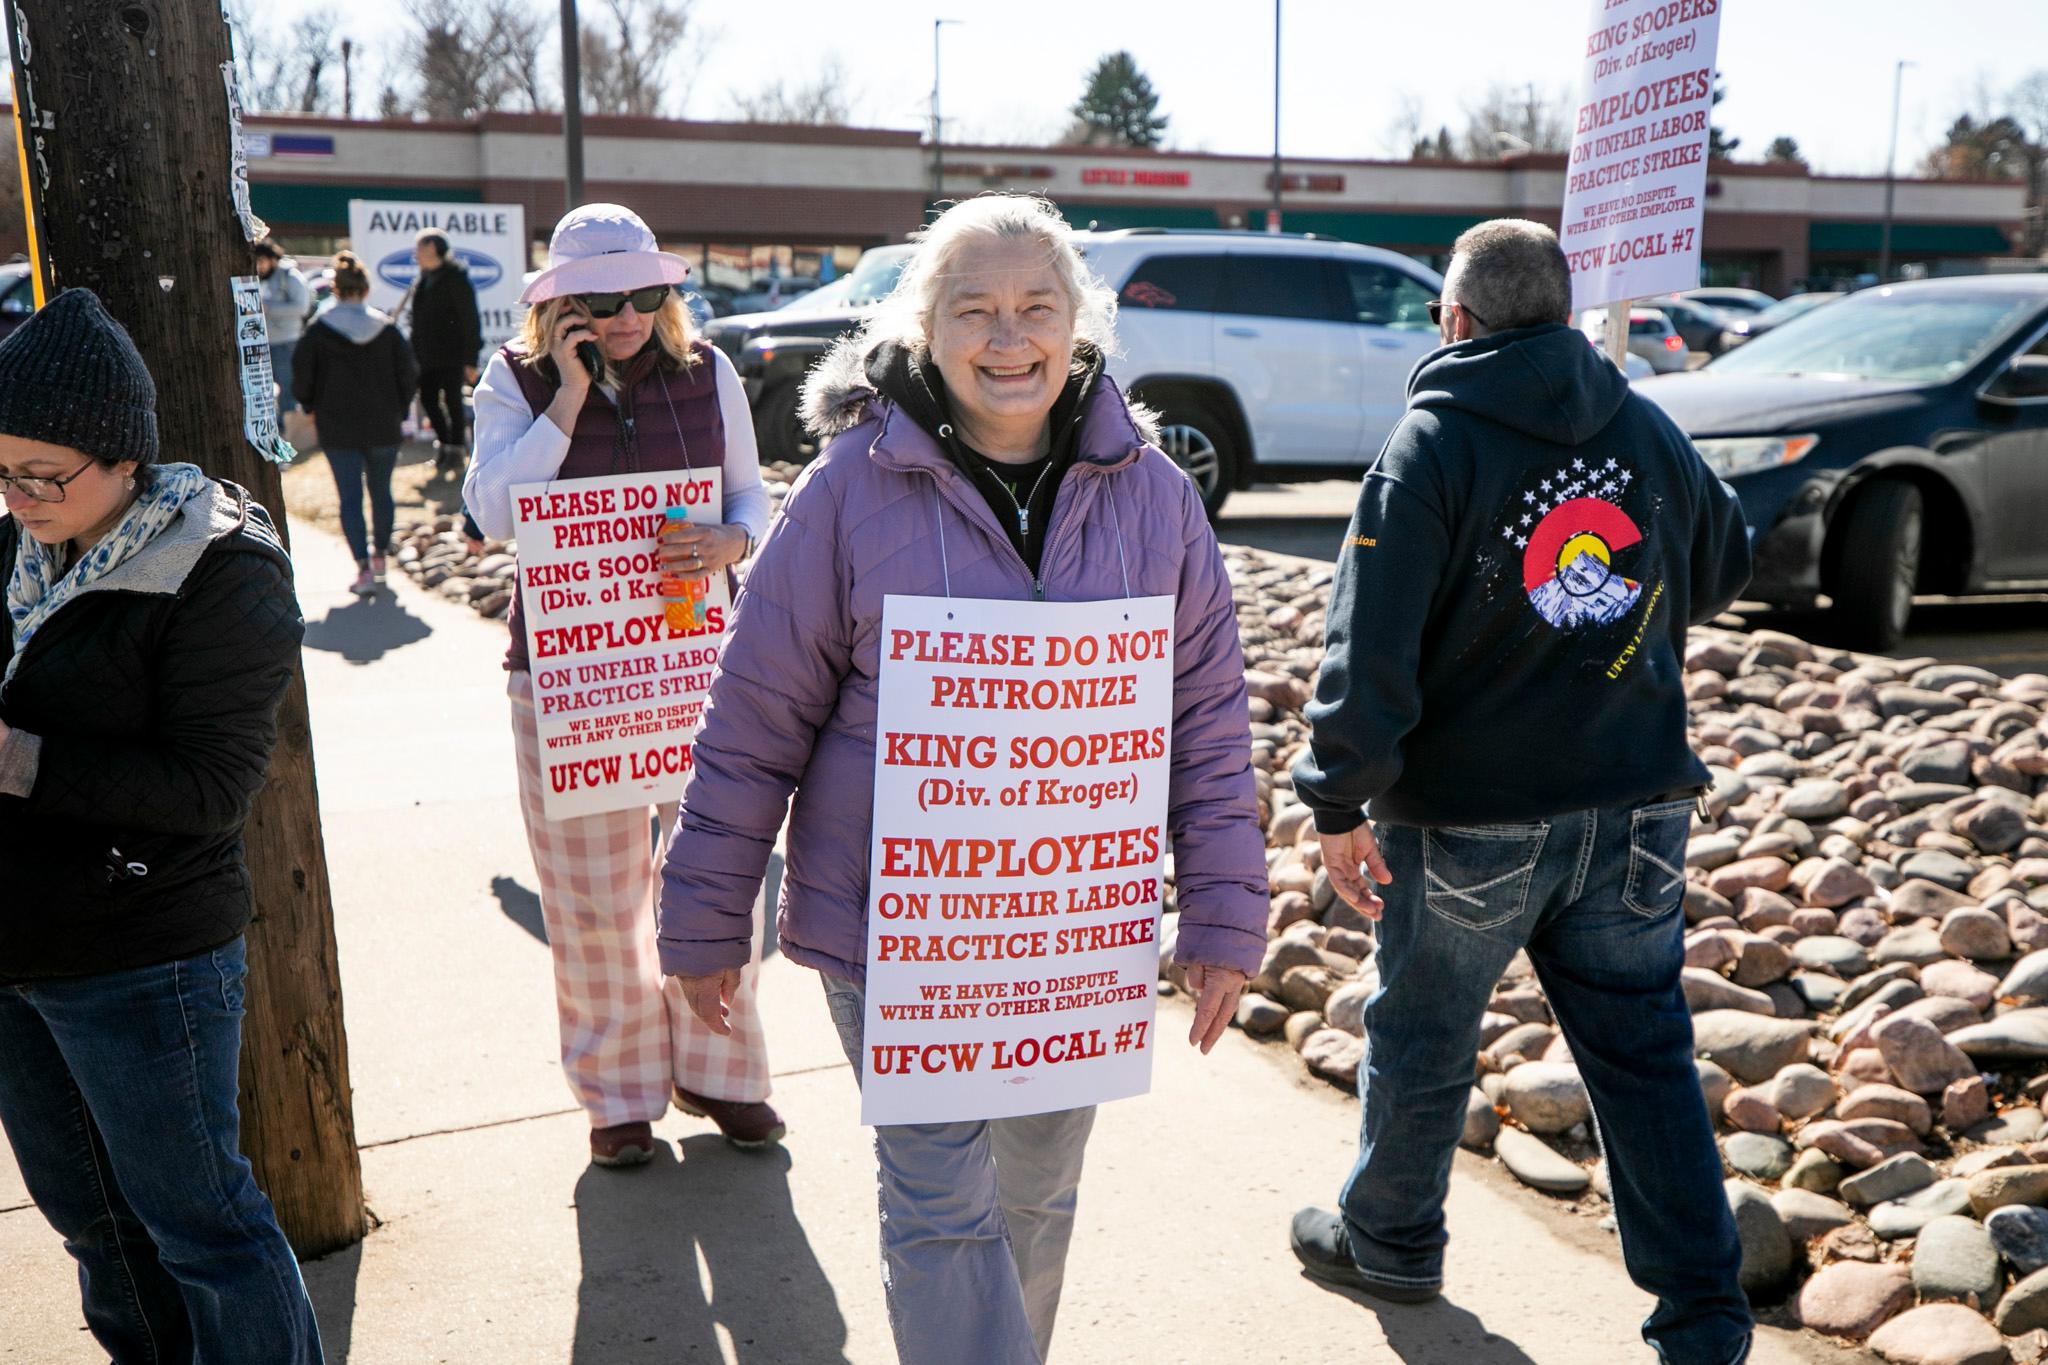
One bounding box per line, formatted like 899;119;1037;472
1878;59;1913;283
561;0;586;209
1268;0;1282;233
931;18;962;207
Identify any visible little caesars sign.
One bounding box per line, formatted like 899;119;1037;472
347;201;529;351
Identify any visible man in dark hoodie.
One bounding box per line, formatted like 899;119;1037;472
1287;220;1755;1365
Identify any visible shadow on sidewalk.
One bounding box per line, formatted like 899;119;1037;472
492;875;548;944
303;1238;362;1363
303;594;433;665
572;1137;850;1364
1308;1281;1540;1365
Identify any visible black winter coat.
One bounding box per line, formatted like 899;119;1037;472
410;261;483;370
294;309;420;449
0;482;304;982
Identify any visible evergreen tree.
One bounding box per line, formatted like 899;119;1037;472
1067;51;1169;149
1764;136;1805;166
1707;75;1740;160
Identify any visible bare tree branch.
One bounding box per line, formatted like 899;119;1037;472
581;0;706;118
727;58;858;125
1459;81;1571;158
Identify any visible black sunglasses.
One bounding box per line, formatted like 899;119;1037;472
1426;298;1491;330
576;285;672;319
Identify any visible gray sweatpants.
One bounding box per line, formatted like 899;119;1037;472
822;974;1096;1365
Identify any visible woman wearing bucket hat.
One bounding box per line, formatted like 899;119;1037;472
0;289;322;1362
464;203;782;1167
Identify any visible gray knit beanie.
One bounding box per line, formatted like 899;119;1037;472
0;288;160;466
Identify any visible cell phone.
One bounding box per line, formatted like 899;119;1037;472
576;340;602;378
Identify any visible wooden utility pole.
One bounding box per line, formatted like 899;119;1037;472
6;2;364;1256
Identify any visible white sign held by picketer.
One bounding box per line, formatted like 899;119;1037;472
860;593;1176;1127
1560;0;1724;312
346;200;529;353
511;469;731;822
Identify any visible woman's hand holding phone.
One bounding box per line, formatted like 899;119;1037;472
544;310;599;436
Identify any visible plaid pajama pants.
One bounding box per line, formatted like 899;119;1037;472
509;671;771;1127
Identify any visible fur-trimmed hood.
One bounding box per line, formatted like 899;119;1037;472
799;333;1159;447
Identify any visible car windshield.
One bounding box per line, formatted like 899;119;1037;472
774;276;852;312
1747;294;1834;328
844;247;915;307
1708;290;2040;382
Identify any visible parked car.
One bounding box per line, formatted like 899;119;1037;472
1644;295;1736;356
1578;306;1690;373
1681;286;1777;319
1721;291;1843;347
1077;229;1445;515
727;276;821;315
703;244;917;461
1639;275;2048;647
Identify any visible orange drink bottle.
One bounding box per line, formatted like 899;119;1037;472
660;507;696;631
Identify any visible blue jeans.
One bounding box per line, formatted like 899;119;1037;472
0;937;324;1364
269;341;296;414
822;974;1094;1365
326;445;399;564
1340;799;1750;1365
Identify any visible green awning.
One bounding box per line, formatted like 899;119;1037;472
1273;210;1489;248
251;181;483;228
1808;220;2013;255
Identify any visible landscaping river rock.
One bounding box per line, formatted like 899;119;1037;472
406;496;2048;1356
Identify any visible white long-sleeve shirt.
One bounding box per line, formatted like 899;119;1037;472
463;345;771;545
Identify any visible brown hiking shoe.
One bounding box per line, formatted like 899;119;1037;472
673;1086;787;1149
589;1121;657;1168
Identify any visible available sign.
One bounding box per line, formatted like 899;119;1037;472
1560;0;1723;311
512;469;730;822
346;200;529;352
860;594;1175;1126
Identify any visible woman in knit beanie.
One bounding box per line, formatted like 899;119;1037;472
0;289;324;1363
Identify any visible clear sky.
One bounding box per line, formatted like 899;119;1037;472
255;0;2042;177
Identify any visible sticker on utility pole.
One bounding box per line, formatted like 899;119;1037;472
1560;0;1723;312
231;276;294;466
220;61;267;244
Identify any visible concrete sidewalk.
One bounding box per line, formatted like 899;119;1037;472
0;518;1864;1364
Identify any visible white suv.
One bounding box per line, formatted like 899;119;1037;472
1074;229;1444;516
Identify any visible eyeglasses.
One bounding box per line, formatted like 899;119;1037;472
576;286;672;319
1426;298;1491;330
0;458;99;504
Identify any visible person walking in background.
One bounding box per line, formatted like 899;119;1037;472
1286;219;1755;1365
0;290;322;1363
464;203;783;1168
253;239;312;415
657;194;1268;1365
294;249;419;597
408;228;483;480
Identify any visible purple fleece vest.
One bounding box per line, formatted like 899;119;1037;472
499;340;726;672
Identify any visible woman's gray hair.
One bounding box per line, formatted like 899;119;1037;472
802;195;1118;434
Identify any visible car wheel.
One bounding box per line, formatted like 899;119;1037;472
1153;403;1239;519
1829;480;1922;650
753;382;816;465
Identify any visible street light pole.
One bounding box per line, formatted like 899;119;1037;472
931;18;960;206
1878;59;1911;282
1269;0;1282;232
561;0;585;209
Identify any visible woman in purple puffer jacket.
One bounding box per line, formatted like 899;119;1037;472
656;194;1267;1365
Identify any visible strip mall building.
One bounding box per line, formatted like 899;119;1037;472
244;111;2028;298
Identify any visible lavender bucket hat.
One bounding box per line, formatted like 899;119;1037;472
518;203;692;304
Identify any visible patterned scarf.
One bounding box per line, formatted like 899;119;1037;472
5;461;211;685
